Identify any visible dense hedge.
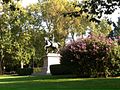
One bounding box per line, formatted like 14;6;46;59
16;68;42;76
50;64;78;75
16;68;33;75
60;34;120;77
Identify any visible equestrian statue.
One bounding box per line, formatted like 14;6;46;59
44;35;61;53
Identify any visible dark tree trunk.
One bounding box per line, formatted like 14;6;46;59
0;61;3;75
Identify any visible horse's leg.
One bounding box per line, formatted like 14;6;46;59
51;43;58;53
44;46;49;54
55;44;59;53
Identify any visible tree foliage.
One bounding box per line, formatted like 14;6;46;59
40;0;112;45
63;0;120;24
0;1;44;74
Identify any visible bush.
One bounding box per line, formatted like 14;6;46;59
33;67;42;73
16;67;42;76
60;34;120;77
50;64;78;75
109;46;120;77
16;68;33;76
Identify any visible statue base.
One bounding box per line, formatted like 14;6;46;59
46;53;60;74
33;53;60;75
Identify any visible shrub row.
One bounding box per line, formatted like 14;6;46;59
16;67;42;76
50;64;78;75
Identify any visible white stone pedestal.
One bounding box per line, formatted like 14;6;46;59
46;53;60;74
39;53;60;75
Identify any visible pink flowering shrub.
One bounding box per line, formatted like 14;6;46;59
60;34;120;77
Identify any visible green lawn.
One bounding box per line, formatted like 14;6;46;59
0;75;120;90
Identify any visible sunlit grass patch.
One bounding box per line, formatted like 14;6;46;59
0;75;120;90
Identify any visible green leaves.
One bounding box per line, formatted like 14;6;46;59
0;1;40;68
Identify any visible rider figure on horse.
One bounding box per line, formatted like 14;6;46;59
44;35;61;53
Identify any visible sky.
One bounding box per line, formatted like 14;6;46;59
21;0;38;7
111;9;120;23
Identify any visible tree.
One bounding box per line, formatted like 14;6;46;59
63;0;120;24
0;30;11;74
0;1;40;72
0;3;12;74
40;0;112;43
11;32;35;68
26;3;47;67
89;19;112;36
30;30;46;67
40;0;69;45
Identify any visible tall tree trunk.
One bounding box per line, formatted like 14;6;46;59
21;61;24;69
0;49;4;75
0;61;3;75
